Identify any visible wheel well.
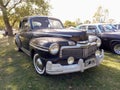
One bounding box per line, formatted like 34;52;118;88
15;36;22;47
110;41;119;46
31;49;35;59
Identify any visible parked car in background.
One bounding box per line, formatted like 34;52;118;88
15;16;104;75
76;23;120;55
112;23;120;30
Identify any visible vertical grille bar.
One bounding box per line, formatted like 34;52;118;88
60;45;97;59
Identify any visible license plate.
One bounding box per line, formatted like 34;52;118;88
84;58;96;67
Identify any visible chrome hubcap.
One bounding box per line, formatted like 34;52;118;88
114;44;120;54
33;54;45;74
36;58;43;72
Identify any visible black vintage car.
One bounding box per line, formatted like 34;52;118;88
76;23;120;55
15;16;104;75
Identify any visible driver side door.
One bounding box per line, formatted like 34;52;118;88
19;19;32;50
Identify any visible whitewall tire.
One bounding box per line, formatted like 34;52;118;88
33;53;46;75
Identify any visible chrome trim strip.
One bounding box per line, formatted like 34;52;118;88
30;43;49;52
46;50;104;75
59;42;97;57
33;32;72;37
30;42;48;49
77;40;89;44
21;47;30;56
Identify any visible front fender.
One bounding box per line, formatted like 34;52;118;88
29;37;72;60
110;40;120;46
30;37;71;49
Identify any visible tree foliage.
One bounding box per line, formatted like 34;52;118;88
84;20;91;24
93;6;109;23
64;20;76;28
75;18;81;25
0;0;50;36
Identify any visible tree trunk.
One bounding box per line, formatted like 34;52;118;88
1;5;13;36
3;9;13;36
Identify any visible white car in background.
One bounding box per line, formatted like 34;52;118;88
76;23;120;55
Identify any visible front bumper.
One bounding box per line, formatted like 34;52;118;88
46;49;104;75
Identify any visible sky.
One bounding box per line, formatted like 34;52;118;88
50;0;120;23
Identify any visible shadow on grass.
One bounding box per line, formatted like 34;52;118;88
0;37;120;90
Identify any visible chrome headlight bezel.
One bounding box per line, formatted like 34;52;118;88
49;43;59;55
96;37;101;47
68;41;76;46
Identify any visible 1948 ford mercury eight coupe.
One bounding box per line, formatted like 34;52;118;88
15;16;104;75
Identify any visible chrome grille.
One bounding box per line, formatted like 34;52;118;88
60;45;97;59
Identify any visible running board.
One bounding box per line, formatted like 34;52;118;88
21;47;30;56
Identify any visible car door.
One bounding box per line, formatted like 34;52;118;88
19;19;32;50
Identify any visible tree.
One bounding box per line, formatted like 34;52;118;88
0;0;50;36
93;6;103;23
84;20;91;24
0;15;5;29
104;9;109;22
93;6;109;23
75;18;81;25
64;20;76;28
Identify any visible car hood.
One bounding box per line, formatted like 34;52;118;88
32;28;88;42
101;31;120;39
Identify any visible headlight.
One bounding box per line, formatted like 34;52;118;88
49;43;59;55
96;37;101;47
68;41;75;46
88;35;96;42
95;50;101;56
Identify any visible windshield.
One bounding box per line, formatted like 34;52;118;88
31;17;64;29
98;24;116;32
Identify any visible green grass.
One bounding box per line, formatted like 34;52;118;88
0;37;120;90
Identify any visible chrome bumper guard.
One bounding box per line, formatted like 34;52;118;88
46;49;104;75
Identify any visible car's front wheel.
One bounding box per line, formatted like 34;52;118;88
111;43;120;55
33;53;46;75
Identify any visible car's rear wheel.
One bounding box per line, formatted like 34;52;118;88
33;53;46;75
111;43;120;55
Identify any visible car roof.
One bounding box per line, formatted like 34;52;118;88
78;23;112;26
22;15;59;20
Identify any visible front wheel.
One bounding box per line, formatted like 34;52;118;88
33;53;46;75
111;43;120;55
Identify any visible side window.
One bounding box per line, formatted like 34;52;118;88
80;26;86;30
20;19;29;31
32;21;42;29
87;25;97;34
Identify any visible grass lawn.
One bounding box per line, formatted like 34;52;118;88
0;37;120;90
